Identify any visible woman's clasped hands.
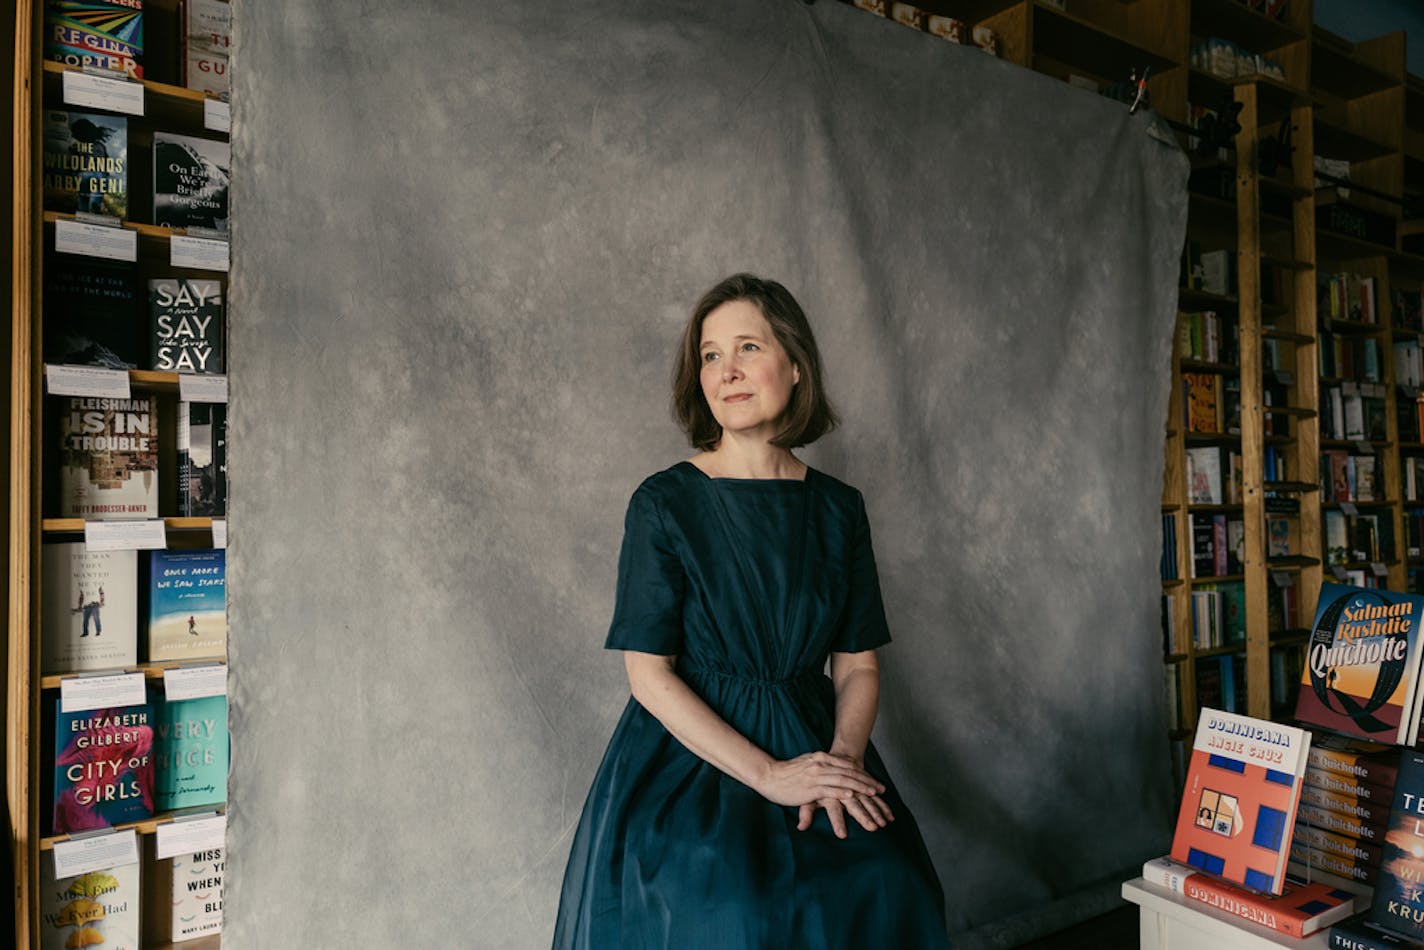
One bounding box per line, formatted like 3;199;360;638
757;750;896;840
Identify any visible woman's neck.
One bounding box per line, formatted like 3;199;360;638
691;440;804;480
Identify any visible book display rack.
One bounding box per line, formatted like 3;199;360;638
9;1;232;947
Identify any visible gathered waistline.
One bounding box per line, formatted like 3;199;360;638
678;664;825;689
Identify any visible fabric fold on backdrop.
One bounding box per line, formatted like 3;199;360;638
229;0;1188;946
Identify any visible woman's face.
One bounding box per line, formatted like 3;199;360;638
698;300;800;444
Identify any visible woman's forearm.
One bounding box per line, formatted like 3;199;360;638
828;651;881;764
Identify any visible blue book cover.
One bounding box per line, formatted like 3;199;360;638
1368;751;1424;940
153;692;227;812
51;700;154;835
145;549;226;662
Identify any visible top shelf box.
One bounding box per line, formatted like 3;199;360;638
1311;28;1402;101
1190;0;1305;53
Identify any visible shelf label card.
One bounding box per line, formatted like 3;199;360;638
60;672;147;713
203;98;230;133
1355;441;1374;455
1271;571;1293;587
1341;381;1360;396
171;234;230;271
155;814;227;861
52;829;141;879
163;664;227;701
62;70;145;115
45;365;131;399
178;374;228;404
1331;565;1350;581
1372;562;1389;577
85;519;168;551
212;518;227;549
55;218;138;262
1275;371;1294;386
1340;502;1360;516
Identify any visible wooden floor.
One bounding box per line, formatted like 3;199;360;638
1016;903;1139;949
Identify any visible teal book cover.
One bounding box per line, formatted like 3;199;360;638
153;692;227;812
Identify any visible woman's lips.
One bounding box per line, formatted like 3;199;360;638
723;393;753;403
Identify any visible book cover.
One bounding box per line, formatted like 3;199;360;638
51;700;154;834
1294;584;1424;746
42;108;127;218
152;132;229;231
145;549;226;662
1170;708;1311;894
44;0;143;79
182;0;230;98
1307;735;1399;788
1299;801;1386;842
177;401;227;517
1293;822;1383;867
40;544;137;674
149;278;224;373
1186;446;1224;505
1368;751;1424;939
146;847;224;943
1306;765;1395;804
1331;915;1421;949
39;858;140;950
1301;784;1391;825
1184;372;1222;433
43;253;142;369
1142;855;1359;937
57;395;158;520
153;691;227;811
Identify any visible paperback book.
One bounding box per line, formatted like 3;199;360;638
177;401;226;517
44;0;143;79
152;132;230;231
153;691;227;811
50;699;154;834
42;109;128;218
43;253;142;369
1290;840;1378;885
149;278;224;373
182;0;230;98
1294;584;1424;746
145;549;226;662
1170;707;1311;894
57;395;158;520
146;846;223;943
41;544;137;674
1368;751;1424;940
1330;915;1422;949
1142;856;1358;938
39;857;140;950
1307;735;1400;790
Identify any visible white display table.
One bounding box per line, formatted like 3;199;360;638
1122;878;1336;949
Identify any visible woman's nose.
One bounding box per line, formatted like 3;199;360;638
722;359;741;381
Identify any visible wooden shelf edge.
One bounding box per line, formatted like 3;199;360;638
40;59;220;109
39;806;227;851
40;516;217;533
40;658;227;690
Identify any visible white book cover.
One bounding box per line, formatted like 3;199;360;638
39;857;140;950
183;0;231;98
58;396;158;520
1186;447;1223;505
41;544;137;674
169;848;224;941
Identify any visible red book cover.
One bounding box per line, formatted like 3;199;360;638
1143;856;1360;937
1170;708;1311;895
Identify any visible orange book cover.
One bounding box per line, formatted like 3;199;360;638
1170;708;1311;895
1183;372;1222;434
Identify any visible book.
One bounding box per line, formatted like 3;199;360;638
39;858;140;950
57;395;158;520
153;691;227;811
1142;855;1359;937
182;0;230;98
1331;915;1422;949
1291;840;1380;886
50;699;154;834
1294;584;1424;746
44;0;143;79
41;544;137;674
149;278;224;373
146;846;224;943
1305;764;1396;804
1308;735;1400;788
152;132;229;231
1294;822;1384;867
43;253;142;369
1170;707;1311;894
42;109;128;218
1184;372;1223;433
144;549;226;662
1301;783;1392;825
177;401;227;517
1368;751;1424;940
1299;802;1387;842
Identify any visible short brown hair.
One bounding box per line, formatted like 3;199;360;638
672;274;838;451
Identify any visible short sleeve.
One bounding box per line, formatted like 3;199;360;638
830;493;892;653
603;486;686;654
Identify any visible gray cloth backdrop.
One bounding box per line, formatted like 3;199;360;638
228;1;1188;946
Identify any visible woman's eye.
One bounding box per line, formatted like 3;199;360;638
702;351;719;363
741;342;760;352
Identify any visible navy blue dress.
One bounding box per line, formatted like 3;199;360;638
553;462;950;949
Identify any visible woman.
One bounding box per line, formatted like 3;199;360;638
553;274;951;948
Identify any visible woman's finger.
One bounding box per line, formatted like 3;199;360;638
797;803;815;831
862;794;894;826
822;799;849;840
844;797;879;833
